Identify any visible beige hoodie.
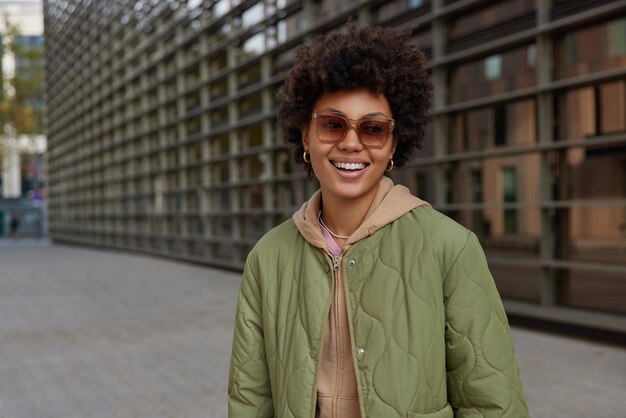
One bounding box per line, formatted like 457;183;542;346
293;177;429;418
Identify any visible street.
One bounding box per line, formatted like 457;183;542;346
0;240;624;417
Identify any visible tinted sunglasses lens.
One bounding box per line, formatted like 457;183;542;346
359;120;389;146
316;114;346;142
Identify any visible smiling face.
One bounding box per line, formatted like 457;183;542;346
302;88;396;207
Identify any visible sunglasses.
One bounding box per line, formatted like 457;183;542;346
312;111;395;148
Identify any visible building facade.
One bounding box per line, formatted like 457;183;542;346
44;0;626;333
1;0;45;198
1;0;46;237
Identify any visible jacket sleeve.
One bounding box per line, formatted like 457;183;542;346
443;232;530;417
228;256;275;418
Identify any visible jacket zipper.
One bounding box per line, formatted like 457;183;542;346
333;254;341;418
341;249;367;418
312;250;366;418
310;251;340;418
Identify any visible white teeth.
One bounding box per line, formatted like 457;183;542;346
333;162;366;170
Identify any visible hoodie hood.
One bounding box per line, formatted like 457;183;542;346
292;177;430;250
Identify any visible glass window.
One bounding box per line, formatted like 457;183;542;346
272;47;296;73
449;111;481;153
238;64;262;89
408;29;432;57
185;191;200;212
489;257;542;303
442;153;542;243
446;153;541;207
184;64;201;87
526;44;536;68
237;93;262;118
376;0;430;22
310;0;337;19
239;124;264;150
564;144;626;202
211;134;230;156
550;140;626;320
418;125;434;158
448;99;536;152
276;19;287;44
564;179;626;314
188;0;203;11
241;32;265;57
502;167;517;234
213;0;230;18
210;161;229;186
211;106;228;127
493;105;506;145
273;180;295;208
282;10;307;40
241;213;266;239
556;17;626;79
273;179;313;209
414;170;433;202
185;117;202;137
212;51;228;72
186;166;202;186
298;16;307;29
566;268;626;314
185;91;201;112
448;202;542;303
210;79;228;101
449;45;536;103
184;40;201;63
600;81;626;134
484;55;503;80
273;149;293;177
15;35;44;47
558;81;625;141
609;19;626;57
238;155;263;181
448;0;535;47
568;203;626;262
559;87;596;141
240;185;265;210
242;2;265;28
470;169;482;203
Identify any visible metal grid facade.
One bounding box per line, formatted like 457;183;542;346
44;0;626;333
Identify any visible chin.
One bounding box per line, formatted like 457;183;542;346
324;182;377;201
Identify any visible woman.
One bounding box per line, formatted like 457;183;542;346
229;26;529;418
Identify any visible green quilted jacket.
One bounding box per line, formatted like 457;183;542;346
229;180;529;418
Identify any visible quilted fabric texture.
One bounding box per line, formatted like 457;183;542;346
228;206;529;418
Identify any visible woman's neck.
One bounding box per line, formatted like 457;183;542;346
319;185;379;239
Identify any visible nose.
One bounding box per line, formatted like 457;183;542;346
337;123;363;151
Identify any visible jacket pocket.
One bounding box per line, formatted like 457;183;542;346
407;403;453;418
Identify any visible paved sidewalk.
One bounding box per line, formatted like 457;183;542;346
0;237;51;247
0;241;624;417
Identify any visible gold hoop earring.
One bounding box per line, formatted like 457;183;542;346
386;159;394;172
303;150;311;164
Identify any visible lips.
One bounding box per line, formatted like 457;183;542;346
331;161;369;171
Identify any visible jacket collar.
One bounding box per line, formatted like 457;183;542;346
292;177;430;250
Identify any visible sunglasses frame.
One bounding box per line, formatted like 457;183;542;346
312;111;395;148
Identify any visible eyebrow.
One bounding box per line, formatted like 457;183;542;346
320;108;391;118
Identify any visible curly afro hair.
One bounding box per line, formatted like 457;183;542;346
277;25;432;169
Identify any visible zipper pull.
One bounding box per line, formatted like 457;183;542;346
333;255;340;271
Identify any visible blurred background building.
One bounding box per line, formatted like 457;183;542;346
0;0;46;237
43;0;625;333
